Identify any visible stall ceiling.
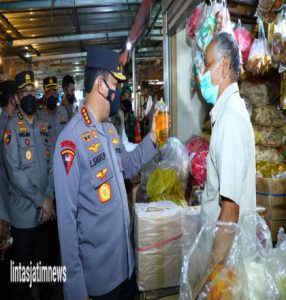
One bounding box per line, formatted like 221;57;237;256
0;0;163;88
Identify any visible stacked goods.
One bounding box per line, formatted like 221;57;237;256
239;77;286;163
134;202;201;291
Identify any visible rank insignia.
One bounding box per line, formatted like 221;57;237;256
25;150;32;161
98;183;111;203
24;139;30;145
61;149;75;175
3;129;11;145
18;112;23;120
19;126;27;133
96;168;108;181
112;138;119;145
81;106;92;126
82;131;91;142
87;143;100;153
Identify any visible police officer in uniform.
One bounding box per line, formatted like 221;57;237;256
0;80;18;300
3;71;55;300
62;74;77;121
54;47;158;300
38;76;68;146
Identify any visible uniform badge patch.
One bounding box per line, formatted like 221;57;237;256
87;143;100;153
3;129;11;145
112;138;119;145
96;168;108;181
24;139;30;145
109;128;114;135
61;149;75;175
17;121;25;125
40;124;47;132
98;183;111;203
92;130;98;139
25;150;32;161
60;140;76;175
81;106;92;126
82;131;91;142
19;126;27;132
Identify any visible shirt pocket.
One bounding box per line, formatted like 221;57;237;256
90;164;116;209
19;137;35;167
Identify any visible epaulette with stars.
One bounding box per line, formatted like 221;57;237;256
81;106;92;126
18;112;23;120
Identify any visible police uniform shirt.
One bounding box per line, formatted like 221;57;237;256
38;106;68;146
0;109;10;222
201;83;256;224
54;106;157;299
3;112;54;228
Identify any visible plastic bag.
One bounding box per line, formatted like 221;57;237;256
239;77;280;108
253;125;286;147
186;3;204;41
180;221;247;300
135;201;183;291
214;4;233;35
252;105;285;127
146;169;187;206
186;136;209;155
246;18;272;76
190;151;208;186
234;26;254;64
256;145;284;163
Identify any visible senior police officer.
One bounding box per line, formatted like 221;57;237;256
54;47;158;300
38;76;68;146
3;71;55;300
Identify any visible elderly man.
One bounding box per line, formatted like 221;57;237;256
54;47;158;300
199;33;256;229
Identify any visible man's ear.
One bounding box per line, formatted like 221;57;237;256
96;76;105;95
222;56;231;78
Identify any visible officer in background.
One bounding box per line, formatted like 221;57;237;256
0;80;18;300
38;76;68;146
54;47;158;300
61;74;77;121
3;71;55;300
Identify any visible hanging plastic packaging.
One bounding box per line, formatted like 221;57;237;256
234;26;254;64
246;18;272;75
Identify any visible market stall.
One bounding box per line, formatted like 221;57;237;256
134;0;286;298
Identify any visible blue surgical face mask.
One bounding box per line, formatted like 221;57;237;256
103;79;120;117
199;62;222;105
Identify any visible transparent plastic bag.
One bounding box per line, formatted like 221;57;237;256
186;3;204;42
234;26;254;64
246;18;272;75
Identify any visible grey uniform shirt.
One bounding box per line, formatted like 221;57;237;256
3;112;54;229
38;106;68;146
54;106;157;299
201;83;256;224
0;110;10;222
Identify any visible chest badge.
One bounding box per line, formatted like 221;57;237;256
98;183;111;203
3;129;12;145
92;130;98;139
82;131;91;142
25;150;32;161
96;168;108;181
112;138;119;145
24;139;30;145
19;126;27;132
87;142;100;153
109;128;114;135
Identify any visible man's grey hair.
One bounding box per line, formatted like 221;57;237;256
212;32;240;81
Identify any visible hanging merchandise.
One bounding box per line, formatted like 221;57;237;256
280;72;286;109
257;0;283;24
234;26;254;64
246;18;272;75
186;3;204;44
271;9;286;72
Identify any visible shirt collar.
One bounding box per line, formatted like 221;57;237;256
210;82;239;126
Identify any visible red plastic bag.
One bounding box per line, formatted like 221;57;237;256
186;136;209;155
234;27;254;64
191;150;208;186
187;4;203;39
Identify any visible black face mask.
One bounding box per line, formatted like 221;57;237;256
103;79;121;117
21;95;37;115
67;94;76;104
46;95;58;110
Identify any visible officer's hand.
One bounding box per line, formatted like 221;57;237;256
0;219;12;251
39;209;50;224
42;197;56;221
149;110;158;144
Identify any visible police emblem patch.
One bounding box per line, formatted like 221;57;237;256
87;143;100;153
98;183;111;203
3;129;11;144
61;149;75;175
96;168;108;181
25;150;32;161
